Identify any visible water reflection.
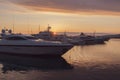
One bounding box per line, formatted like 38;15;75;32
0;54;73;74
0;39;120;80
64;39;120;68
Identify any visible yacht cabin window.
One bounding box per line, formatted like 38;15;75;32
25;36;38;40
6;36;27;40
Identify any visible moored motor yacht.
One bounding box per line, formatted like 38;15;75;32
0;35;73;57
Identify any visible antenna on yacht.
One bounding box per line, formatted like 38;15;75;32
12;16;15;33
38;25;40;33
27;26;29;34
93;30;96;37
31;27;33;34
62;30;67;43
64;30;67;37
27;17;30;34
13;24;14;33
47;24;51;32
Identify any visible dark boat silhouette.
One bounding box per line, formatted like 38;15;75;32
0;54;73;73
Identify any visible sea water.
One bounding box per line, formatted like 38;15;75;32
0;39;120;80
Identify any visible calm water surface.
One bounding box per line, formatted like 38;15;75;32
0;39;120;80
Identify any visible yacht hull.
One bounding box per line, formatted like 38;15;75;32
0;45;73;57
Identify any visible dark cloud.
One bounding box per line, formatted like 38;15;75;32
6;0;120;14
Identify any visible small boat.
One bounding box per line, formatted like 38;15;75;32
0;35;73;57
77;33;105;45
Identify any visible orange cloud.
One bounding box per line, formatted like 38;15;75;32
6;0;120;15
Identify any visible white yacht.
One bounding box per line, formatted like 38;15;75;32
0;35;73;57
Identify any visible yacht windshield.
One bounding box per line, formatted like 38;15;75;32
6;36;27;40
25;36;38;40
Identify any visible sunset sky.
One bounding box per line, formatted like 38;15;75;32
0;0;120;34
